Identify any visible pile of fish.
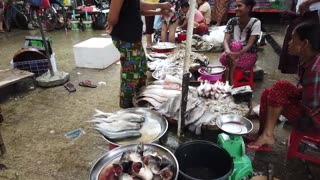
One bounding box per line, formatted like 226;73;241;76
197;80;232;99
149;49;209;80
90;110;145;140
135;75;249;135
190;34;214;52
99;144;175;180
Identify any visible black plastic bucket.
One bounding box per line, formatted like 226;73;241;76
174;140;233;180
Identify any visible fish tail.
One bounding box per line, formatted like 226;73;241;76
93;109;113;117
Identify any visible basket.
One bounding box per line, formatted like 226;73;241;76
13;59;49;77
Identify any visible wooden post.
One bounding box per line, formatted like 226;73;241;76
0;106;6;156
177;0;196;137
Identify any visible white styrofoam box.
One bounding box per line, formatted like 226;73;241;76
73;38;120;69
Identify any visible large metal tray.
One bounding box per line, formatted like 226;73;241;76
89;143;179;180
101;108;168;147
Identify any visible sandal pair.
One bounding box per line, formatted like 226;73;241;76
64;80;97;92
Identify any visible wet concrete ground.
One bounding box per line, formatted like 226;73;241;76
0;21;319;180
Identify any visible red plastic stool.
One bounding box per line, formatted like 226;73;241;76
287;128;320;164
233;68;254;89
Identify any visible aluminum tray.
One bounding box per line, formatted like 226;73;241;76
216;114;253;135
89;143;179;180
101;108;168;147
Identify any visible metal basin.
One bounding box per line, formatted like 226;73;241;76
89;143;179;180
216;114;253;135
101;108;168;147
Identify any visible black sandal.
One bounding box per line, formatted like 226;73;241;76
64;82;76;92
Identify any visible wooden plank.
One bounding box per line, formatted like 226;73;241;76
0;69;34;88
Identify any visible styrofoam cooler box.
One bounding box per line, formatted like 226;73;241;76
73;38;120;69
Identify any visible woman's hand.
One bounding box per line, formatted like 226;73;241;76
105;25;113;34
160;2;172;11
227;51;240;60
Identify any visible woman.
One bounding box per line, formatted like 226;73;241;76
279;0;320;74
161;0;181;43
0;0;4;32
106;0;171;108
197;0;211;26
219;0;261;85
212;0;230;26
179;0;209;36
247;22;320;151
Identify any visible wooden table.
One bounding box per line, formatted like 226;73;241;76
0;69;34;156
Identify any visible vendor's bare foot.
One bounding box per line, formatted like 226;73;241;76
248;134;275;148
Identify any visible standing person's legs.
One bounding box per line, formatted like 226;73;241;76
145;16;155;48
168;21;178;43
0;8;4;32
113;40;147;108
161;22;168;42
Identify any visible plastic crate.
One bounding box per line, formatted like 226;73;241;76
13;59;49;77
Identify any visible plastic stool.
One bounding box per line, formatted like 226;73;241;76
287;128;320;164
233;68;254;89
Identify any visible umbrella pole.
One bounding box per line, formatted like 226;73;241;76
177;0;196;137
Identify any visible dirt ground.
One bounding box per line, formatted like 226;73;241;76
0;23;319;180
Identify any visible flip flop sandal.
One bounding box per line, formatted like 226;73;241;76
246;142;273;152
79;80;97;88
64;82;76;92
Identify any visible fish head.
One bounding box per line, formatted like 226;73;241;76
112;163;123;175
160;165;174;180
132;162;143;174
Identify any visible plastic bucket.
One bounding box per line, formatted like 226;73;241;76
83;21;93;31
175;140;233;180
71;21;79;31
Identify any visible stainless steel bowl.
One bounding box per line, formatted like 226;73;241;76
101;108;168;147
89;143;179;180
216;114;253;135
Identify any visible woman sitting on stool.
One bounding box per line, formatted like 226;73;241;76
247;22;320;151
219;0;261;85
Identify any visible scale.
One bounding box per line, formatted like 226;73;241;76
216;114;254;180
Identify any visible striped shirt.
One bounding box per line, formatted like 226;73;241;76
299;53;320;124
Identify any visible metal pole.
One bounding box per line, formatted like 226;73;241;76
34;6;55;76
177;0;196;137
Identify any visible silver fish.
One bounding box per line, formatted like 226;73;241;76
185;105;207;126
95;127;141;140
95;121;142;132
136;97;162;107
94;110;145;123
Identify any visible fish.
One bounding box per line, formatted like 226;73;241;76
93;109;114;117
132;162;154;180
118;173;133;180
95;121;142;132
95;127;141;140
147;156;161;174
159;165;174;180
140;88;181;99
185;105;207;126
94;110;145;123
136;97;162;108
136;93;168;103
